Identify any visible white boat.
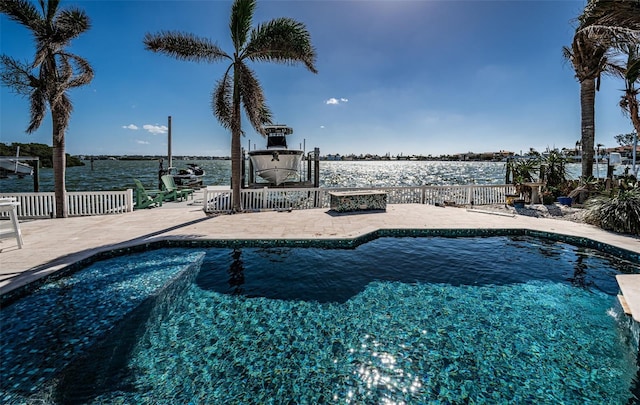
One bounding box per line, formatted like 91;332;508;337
248;125;303;185
0;147;33;176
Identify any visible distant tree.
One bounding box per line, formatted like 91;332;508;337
144;0;317;211
563;0;640;179
615;132;638;146
0;142;84;167
0;0;94;218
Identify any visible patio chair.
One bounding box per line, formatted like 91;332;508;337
161;175;194;201
133;179;164;209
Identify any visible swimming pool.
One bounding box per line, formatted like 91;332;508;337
1;235;639;404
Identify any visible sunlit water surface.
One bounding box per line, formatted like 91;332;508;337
0;159;625;192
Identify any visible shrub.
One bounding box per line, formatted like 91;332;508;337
584;188;640;235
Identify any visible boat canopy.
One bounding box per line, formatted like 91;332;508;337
264;125;293;149
264;125;293;135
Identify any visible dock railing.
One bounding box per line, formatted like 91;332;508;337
0;190;134;219
203;184;517;213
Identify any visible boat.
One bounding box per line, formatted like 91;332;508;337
248;125;303;185
169;163;205;188
0;147;33;176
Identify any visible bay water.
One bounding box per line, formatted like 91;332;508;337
0;159;612;193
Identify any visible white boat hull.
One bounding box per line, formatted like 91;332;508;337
0;160;33;176
249;150;303;185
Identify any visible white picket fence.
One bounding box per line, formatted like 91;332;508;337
0;190;134;219
203;184;517;213
0;185;516;218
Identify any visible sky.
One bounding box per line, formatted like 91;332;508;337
1;0;636;157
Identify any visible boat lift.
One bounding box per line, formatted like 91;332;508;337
0;156;40;192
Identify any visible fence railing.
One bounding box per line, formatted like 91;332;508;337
203;184;517;213
0;185;516;218
0;190;134;219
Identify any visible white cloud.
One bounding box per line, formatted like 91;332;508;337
325;97;348;105
122;124;139;130
136;140;150;145
143;124;168;135
320;125;325;129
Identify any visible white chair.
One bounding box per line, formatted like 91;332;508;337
0;198;23;249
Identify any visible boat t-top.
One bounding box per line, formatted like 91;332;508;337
248;125;303;185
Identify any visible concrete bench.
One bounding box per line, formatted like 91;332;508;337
329;190;387;213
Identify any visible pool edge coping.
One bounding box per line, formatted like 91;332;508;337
1;227;638;308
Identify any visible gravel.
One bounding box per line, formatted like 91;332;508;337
466;203;587;223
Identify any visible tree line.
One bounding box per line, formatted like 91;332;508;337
0;142;84;168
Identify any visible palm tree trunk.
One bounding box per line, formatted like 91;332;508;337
628;93;640;138
52;111;68;218
580;78;596;178
231;129;242;212
231;70;242;212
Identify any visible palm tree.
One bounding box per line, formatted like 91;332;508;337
564;0;640;179
611;44;640;176
609;44;640;139
1;0;94;218
563;35;609;179
144;0;317;212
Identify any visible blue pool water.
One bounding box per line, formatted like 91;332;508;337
1;236;639;404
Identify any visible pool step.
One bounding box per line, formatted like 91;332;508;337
616;275;640;322
618;294;631;315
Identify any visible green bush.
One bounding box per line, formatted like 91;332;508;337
584;188;640;235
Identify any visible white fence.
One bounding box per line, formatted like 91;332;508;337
0;190;134;219
203;185;517;213
0;185;516;218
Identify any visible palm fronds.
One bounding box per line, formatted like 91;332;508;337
230;0;255;50
237;62;272;132
245;17;317;72
213;70;234;131
584;188;640;235
143;31;229;63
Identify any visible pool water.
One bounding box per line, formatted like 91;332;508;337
1;236;639;404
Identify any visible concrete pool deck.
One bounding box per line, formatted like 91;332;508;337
1;195;640;314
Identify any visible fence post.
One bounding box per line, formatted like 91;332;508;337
203;188;209;213
262;187;268;210
126;188;134;212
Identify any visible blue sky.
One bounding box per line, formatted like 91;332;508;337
1;0;635;157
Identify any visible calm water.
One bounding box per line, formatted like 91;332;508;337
1;236;639;404
0;159;619;192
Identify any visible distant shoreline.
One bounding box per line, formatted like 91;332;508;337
76;154;582;164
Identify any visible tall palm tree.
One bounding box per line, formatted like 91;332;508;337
563;34;609;179
1;0;94;218
144;0;317;212
564;0;640;179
